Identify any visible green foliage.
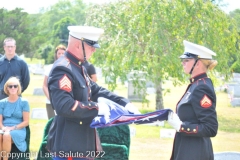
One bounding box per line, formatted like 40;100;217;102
0;8;38;56
37;0;86;42
32;0;87;63
230;60;240;73
229;9;240;32
85;0;240;110
35;44;54;64
52;17;77;46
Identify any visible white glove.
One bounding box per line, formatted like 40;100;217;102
167;111;182;132
97;102;110;123
97;102;110;116
125;103;141;114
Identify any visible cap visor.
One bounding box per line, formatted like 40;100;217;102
93;43;100;48
179;54;197;59
179;55;191;59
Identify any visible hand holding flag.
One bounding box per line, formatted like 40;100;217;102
91;97;172;128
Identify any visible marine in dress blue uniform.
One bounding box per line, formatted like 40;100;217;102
168;40;218;160
46;26;139;160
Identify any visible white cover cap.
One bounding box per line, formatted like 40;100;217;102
180;40;216;59
68;26;104;48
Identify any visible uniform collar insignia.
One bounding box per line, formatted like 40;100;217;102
65;52;82;66
189;73;207;83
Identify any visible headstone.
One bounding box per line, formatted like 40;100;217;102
147;87;156;94
230;86;240;107
129;126;136;137
226;83;238;96
33;88;45;96
214;151;240;160
31;108;48;120
232;73;240;83
127;71;148;101
160;129;175;138
32;65;45;75
127;79;146;101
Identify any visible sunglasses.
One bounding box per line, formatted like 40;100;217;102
8;85;18;89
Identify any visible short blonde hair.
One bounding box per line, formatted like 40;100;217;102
4;77;22;96
200;59;218;70
3;37;16;46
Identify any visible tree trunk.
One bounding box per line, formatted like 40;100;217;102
155;81;164;110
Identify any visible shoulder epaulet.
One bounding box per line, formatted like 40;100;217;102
194;77;208;86
53;56;70;68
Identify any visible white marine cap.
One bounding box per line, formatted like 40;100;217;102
67;26;104;48
179;40;216;59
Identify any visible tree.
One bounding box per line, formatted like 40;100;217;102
52;17;77;47
32;0;87;62
231;60;240;73
37;0;86;43
0;8;37;56
86;0;240;110
35;44;53;64
230;9;240;32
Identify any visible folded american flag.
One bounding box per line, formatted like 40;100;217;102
90;98;172;128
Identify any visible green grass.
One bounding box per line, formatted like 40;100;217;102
22;74;240;160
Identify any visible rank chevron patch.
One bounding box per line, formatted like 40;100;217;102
59;74;72;92
200;94;212;108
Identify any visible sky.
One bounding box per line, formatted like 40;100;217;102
0;0;239;14
0;0;113;14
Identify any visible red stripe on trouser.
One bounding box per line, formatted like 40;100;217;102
67;157;72;160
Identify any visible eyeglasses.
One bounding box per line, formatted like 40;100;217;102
8;85;18;89
5;46;16;49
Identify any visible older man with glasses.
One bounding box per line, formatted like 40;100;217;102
46;26;140;160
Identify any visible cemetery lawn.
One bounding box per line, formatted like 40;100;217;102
24;74;240;160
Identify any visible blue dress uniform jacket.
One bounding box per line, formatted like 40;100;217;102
46;52;129;158
171;73;218;160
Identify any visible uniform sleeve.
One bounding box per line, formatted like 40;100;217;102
179;84;218;137
21;61;30;93
48;66;98;120
90;81;130;107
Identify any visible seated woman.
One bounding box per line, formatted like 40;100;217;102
0;77;30;160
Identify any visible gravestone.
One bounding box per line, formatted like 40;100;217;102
33;88;45;96
230;86;240;107
127;71;147;101
129;126;136;137
232;73;240;83
128;79;146;101
214;151;240;160
31;108;48;120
